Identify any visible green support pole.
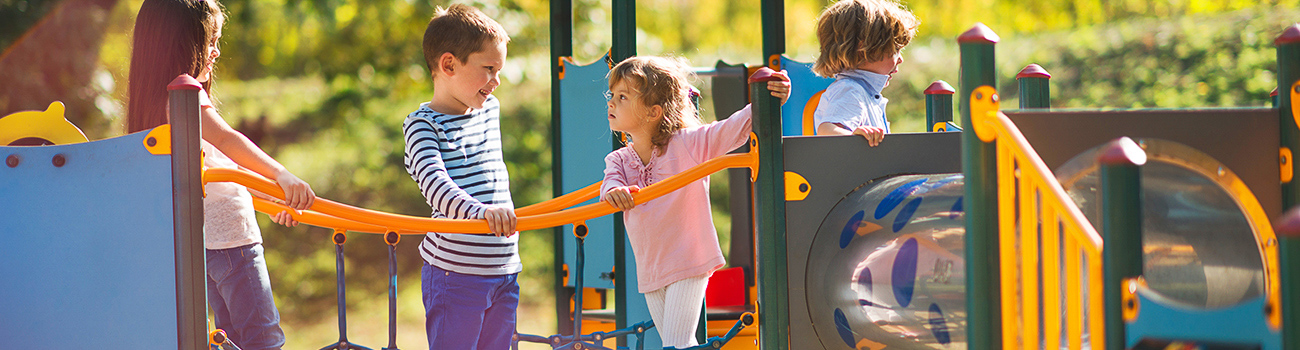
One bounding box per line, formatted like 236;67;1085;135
1280;208;1300;350
1276;23;1300;350
549;0;573;337
612;0;635;346
761;0;784;68
958;23;1000;350
757;0;788;348
1016;64;1051;109
751;68;788;350
1274;88;1280;108
924;80;955;132
167;75;206;350
1099;137;1146;350
611;0;635;63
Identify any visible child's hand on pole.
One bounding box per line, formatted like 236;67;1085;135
603;185;641;211
767;70;792;105
484;205;518;237
276;171;315;210
271;211;300;227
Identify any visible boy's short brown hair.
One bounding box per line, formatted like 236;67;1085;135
812;0;918;77
423;4;509;75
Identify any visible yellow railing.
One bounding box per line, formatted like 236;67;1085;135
969;86;1105;350
204;135;758;235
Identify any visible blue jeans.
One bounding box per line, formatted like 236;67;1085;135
207;243;285;350
422;264;519;350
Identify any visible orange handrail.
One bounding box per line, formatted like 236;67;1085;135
970;86;1105;350
515;182;601;217
203;147;757;235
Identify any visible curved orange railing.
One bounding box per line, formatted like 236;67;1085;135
970;86;1105;350
204;141;757;235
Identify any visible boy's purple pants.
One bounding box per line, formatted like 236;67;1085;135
422;264;519;350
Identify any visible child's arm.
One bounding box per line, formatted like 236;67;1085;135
817;123;885;147
689;71;791;160
404;118;516;235
200;107;316;211
600;150;638;211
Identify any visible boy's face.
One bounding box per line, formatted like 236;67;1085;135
857;50;904;86
434;40;506;114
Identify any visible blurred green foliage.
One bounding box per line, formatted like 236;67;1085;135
3;0;1300;348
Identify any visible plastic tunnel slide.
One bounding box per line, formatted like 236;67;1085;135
787;102;1282;349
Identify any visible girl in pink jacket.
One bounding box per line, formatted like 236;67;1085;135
600;56;789;348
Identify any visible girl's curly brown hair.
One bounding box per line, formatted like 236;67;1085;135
608;56;702;155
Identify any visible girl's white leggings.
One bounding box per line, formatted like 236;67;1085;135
643;273;710;349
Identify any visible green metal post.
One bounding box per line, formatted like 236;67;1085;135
1277;23;1300;350
958;23;1000;350
167;75;207;350
1275;88;1280;108
611;0;636;63
757;0;788;348
1099;137;1146;350
751;68;788;350
924;80;955;132
549;0;573;336
1280;208;1300;350
612;0;635;346
1016;64;1051;109
761;0;784;68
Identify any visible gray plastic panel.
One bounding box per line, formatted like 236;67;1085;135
783;132;962;349
1007;108;1281;219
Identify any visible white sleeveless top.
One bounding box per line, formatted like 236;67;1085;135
198;89;261;250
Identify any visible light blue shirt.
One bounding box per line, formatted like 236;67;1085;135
813;69;891;134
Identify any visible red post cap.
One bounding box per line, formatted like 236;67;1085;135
748;67;782;83
1272;88;1280;97
1097;137;1147;166
1275;206;1300;238
1016;64;1052;79
168;74;201;91
924;80;955;95
958;23;1000;44
1276;24;1300;46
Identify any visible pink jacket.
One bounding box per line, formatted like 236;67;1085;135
601;105;752;293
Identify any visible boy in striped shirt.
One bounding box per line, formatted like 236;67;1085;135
404;4;520;349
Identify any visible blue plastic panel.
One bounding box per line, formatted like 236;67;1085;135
0;130;179;349
779;56;835;136
1126;291;1280;349
558;55;657;348
559;56;619;291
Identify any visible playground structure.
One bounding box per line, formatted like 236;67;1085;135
4;1;1300;349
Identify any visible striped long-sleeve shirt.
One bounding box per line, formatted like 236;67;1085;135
403;96;520;276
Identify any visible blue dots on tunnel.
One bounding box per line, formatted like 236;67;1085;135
929;303;950;345
893;197;922;232
950;196;963;219
892;238;918;308
875;178;927;220
834;308;855;347
840;210;865;249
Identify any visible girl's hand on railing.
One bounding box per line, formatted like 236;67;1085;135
602;186;640;211
271;210;300;227
275;170;315;210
